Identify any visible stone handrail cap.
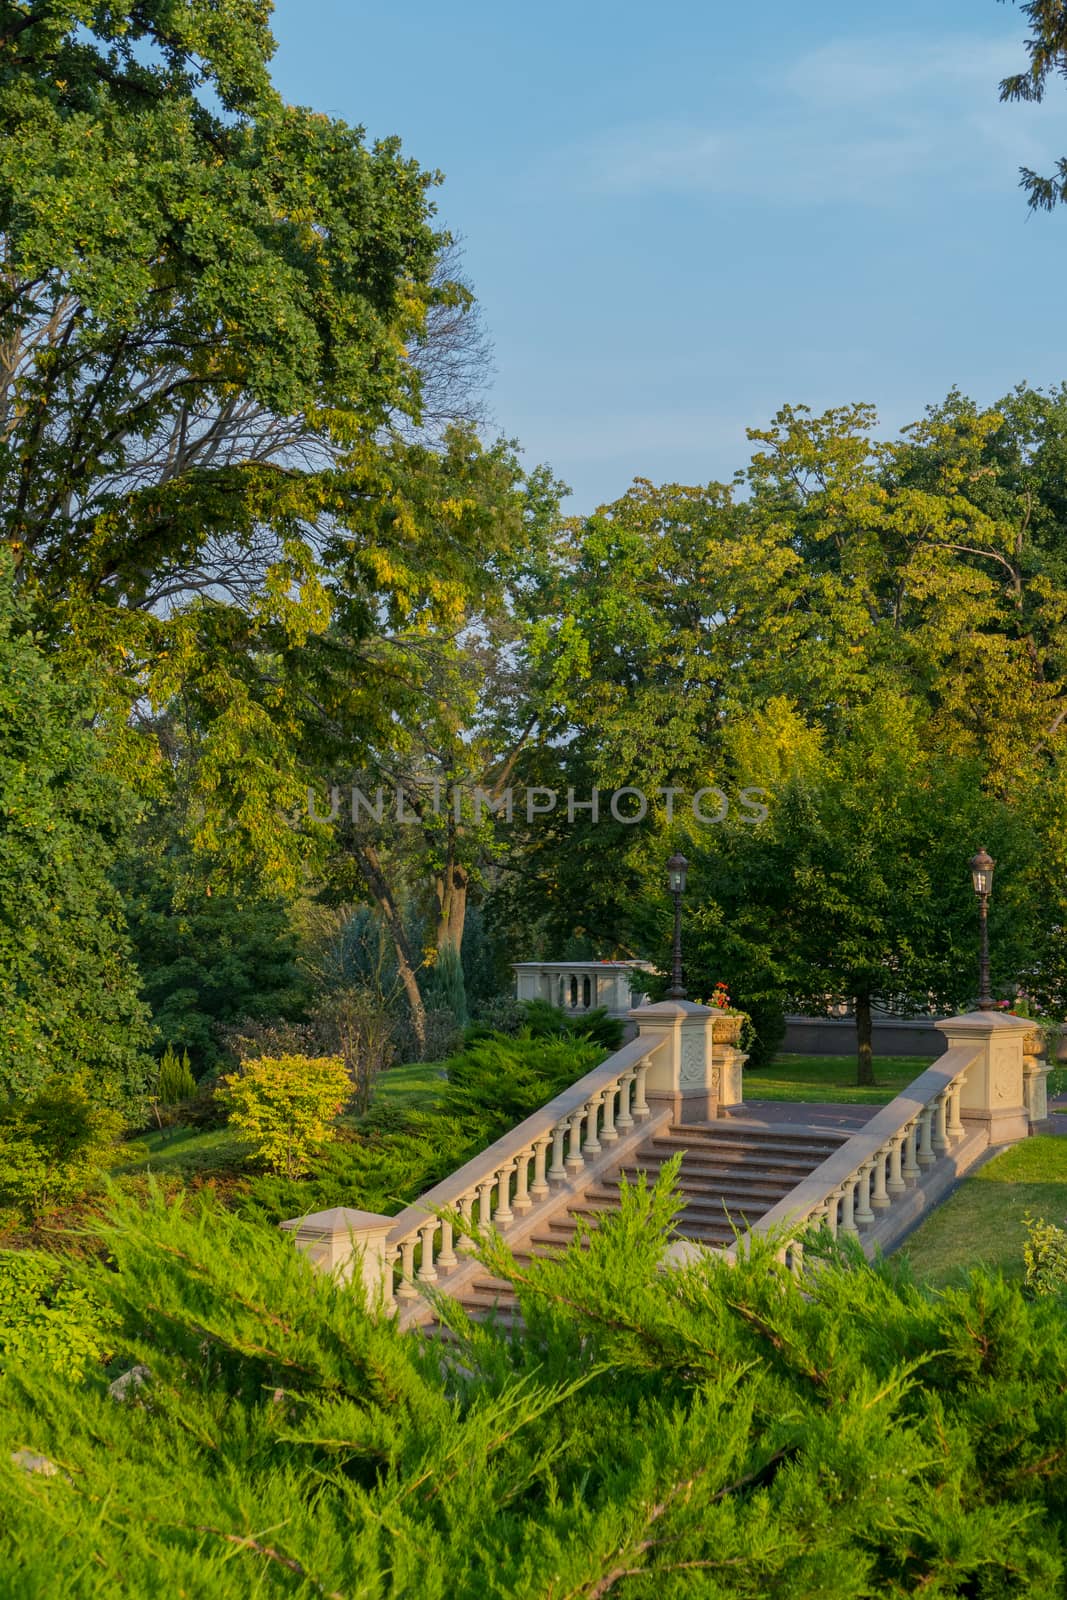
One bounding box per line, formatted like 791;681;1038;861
629;999;714;1018
935;1012;1034;1035
279;1206;393;1236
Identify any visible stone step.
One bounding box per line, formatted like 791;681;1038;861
676;1120;848;1148
651;1134;843;1164
595;1166;799;1199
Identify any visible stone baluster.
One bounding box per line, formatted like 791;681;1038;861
840;1178;859;1236
582;1094;603;1158
824;1192;840;1238
548;1121;569;1183
396;1239;418;1299
417;1222;438;1285
530;1137;551;1200
854;1162;875;1227
565;1111;586;1174
513;1149;533;1214
476;1177;495;1225
632;1060;650;1120
494;1163;514;1228
870;1147;890;1211
615;1071;636;1133
931;1091;949;1155
886;1131;906;1197
436;1219;457;1272
946;1080;965;1141
916;1105;935;1168
600;1083;619;1143
383;1245;400;1308
901;1120;921;1183
455;1193;475;1254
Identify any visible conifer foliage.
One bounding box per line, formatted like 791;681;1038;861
1;1177;1066;1596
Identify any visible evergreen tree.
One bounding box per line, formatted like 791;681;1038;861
0;566;151;1104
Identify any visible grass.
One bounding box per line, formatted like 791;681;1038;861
900;1136;1067;1287
113;1125;247;1178
745;1053;933;1106
113;1058;452;1178
372;1058;451;1111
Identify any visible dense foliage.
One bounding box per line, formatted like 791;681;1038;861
220;1053;351;1177
0;569;152;1102
2;1179;1067;1596
0;1079;124;1219
240;1032;604;1222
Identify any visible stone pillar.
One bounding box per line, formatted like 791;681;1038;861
280;1207;395;1310
932;1013;1031;1146
630;1000;719;1123
712;1017;747;1112
1022;1026;1052;1132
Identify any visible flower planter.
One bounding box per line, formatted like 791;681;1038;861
711;1014;744;1046
1022;1027;1046;1058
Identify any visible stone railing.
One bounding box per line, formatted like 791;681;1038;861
512;961;656;1019
744;1044;979;1269
732;1011;1043;1270
283;1032;672;1319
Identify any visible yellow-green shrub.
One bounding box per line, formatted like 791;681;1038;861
218;1054;350;1176
0;1251;115;1378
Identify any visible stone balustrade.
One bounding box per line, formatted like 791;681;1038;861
284;1032;670;1316
743;1045;977;1269
512;961;655;1020
737;1011;1037;1270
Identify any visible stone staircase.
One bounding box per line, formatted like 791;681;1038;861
440;1118;848;1331
282;1007;1044;1333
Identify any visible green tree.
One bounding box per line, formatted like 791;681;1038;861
686;697;1039;1083
999;0;1067;209
0;566;152;1102
120;827;309;1073
219;1051;351;1176
0;0;476;886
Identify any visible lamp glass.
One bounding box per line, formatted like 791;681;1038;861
667;853;688;894
970;849;995;897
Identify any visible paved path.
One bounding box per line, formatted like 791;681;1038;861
742;1097;1067;1136
738;1100;873;1132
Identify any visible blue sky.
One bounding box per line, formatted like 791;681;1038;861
269;0;1067;512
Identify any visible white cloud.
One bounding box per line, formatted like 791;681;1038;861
781;35;1022;108
555;33;1067;208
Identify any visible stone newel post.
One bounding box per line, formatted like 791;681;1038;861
933;1012;1032;1144
630;1000;744;1122
280;1207;394;1308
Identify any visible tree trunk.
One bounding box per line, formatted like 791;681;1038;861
855;993;875;1087
435;863;468;955
357;843;427;1058
433;808;468;955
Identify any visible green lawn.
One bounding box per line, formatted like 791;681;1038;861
372;1058;451;1110
900;1136;1067;1286
114;1124;248;1178
114;1059;452;1177
745;1053;932;1105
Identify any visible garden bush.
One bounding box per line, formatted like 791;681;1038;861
0;1079;124;1218
240;1033;603;1221
0;1251;114;1379
1023;1214;1067;1296
155;1044;196;1106
515;998;625;1052
219;1054;351;1177
4;1183;1067;1595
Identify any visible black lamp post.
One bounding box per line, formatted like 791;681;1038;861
667;853;689;1000
969;847;995;1011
